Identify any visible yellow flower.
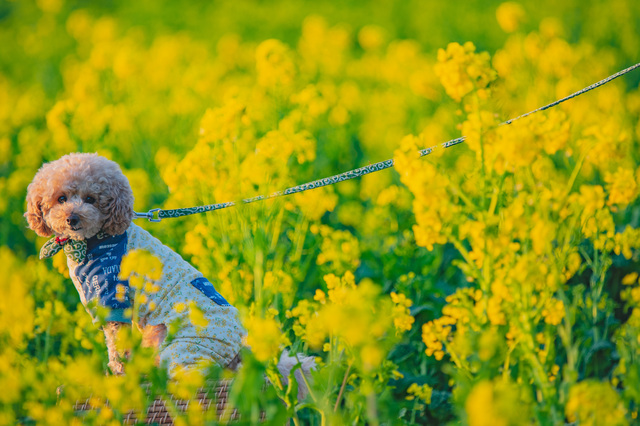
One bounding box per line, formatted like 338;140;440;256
605;167;638;207
406;383;433;404
542;299;565;325
622;272;638;286
391;292;415;333
243;314;289;362
422;320;447;361
530;217;556;255
566;381;627;425
292;187;338;221
563;252;582;281
360;344;384;371
255;39;295;88
115;284;127;302
51;250;70;277
187;301;209;329
289;272;404;373
316;227;361;274
119;249;163;282
496;2;526;33
390;292;412;308
168;366;205;400
314;289;327;304
614;226;640;259
145;282;161;294
358;25;386;51
465;379;531;426
487;296;506;326
434;42;496;102
123;169;152;212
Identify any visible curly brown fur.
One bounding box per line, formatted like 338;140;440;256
26;153;137;375
104;323;167;375
139;323;168;358
103;321;128;375
25;153;134;240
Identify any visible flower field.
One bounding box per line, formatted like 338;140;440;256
2;0;640;424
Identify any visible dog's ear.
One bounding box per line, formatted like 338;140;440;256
102;174;135;236
25;190;53;237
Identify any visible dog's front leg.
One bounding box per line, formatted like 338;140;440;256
103;321;129;375
140;323;167;367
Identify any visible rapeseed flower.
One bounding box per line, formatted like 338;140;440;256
496;2;526;33
605;167;639;207
119;249;163;282
434;42;496;102
406;383;432;404
465;379;532;426
256;39;295;89
565;381;627;425
243;313;290;362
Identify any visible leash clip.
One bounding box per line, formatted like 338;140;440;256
134;208;162;222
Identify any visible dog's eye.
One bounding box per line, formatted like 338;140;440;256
58;195;67;204
85;196;96;204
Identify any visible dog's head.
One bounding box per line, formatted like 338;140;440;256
25;153;134;240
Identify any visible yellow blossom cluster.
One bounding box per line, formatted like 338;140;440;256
397;28;640;424
391;292;415;333
117;250;163;318
314;225;362;274
287;272;414;372
119;249;163;285
406;383;432;404
605;167;639;207
496;2;526;33
465;379;532;426
243;312;291;362
565;380;628;425
434;42;497;102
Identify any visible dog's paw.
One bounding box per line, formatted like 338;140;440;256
108;360;125;376
277;350;316;401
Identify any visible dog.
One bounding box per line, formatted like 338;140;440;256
25;152;313;398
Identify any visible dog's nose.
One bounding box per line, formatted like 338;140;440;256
67;214;80;227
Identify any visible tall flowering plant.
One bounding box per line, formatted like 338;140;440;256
396;40;640;423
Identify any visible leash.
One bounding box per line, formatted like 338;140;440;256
135;61;640;222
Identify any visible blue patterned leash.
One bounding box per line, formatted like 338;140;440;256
135;61;640;222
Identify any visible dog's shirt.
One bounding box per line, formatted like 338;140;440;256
64;223;245;373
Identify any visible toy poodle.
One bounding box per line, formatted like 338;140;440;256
25;152;313;398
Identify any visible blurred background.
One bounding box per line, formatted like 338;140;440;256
2;0;639;253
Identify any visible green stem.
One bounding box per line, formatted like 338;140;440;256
334;362;352;412
444;346;473;379
270;207;285;252
488;185;499;217
410;399;418;424
447;182;479;211
445;232;482;280
474;93;488;211
557;152;587;213
294;352;319;406
254;248;264;309
502;338;519;380
366;388;380;426
43;313;54;361
293;215;309;262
